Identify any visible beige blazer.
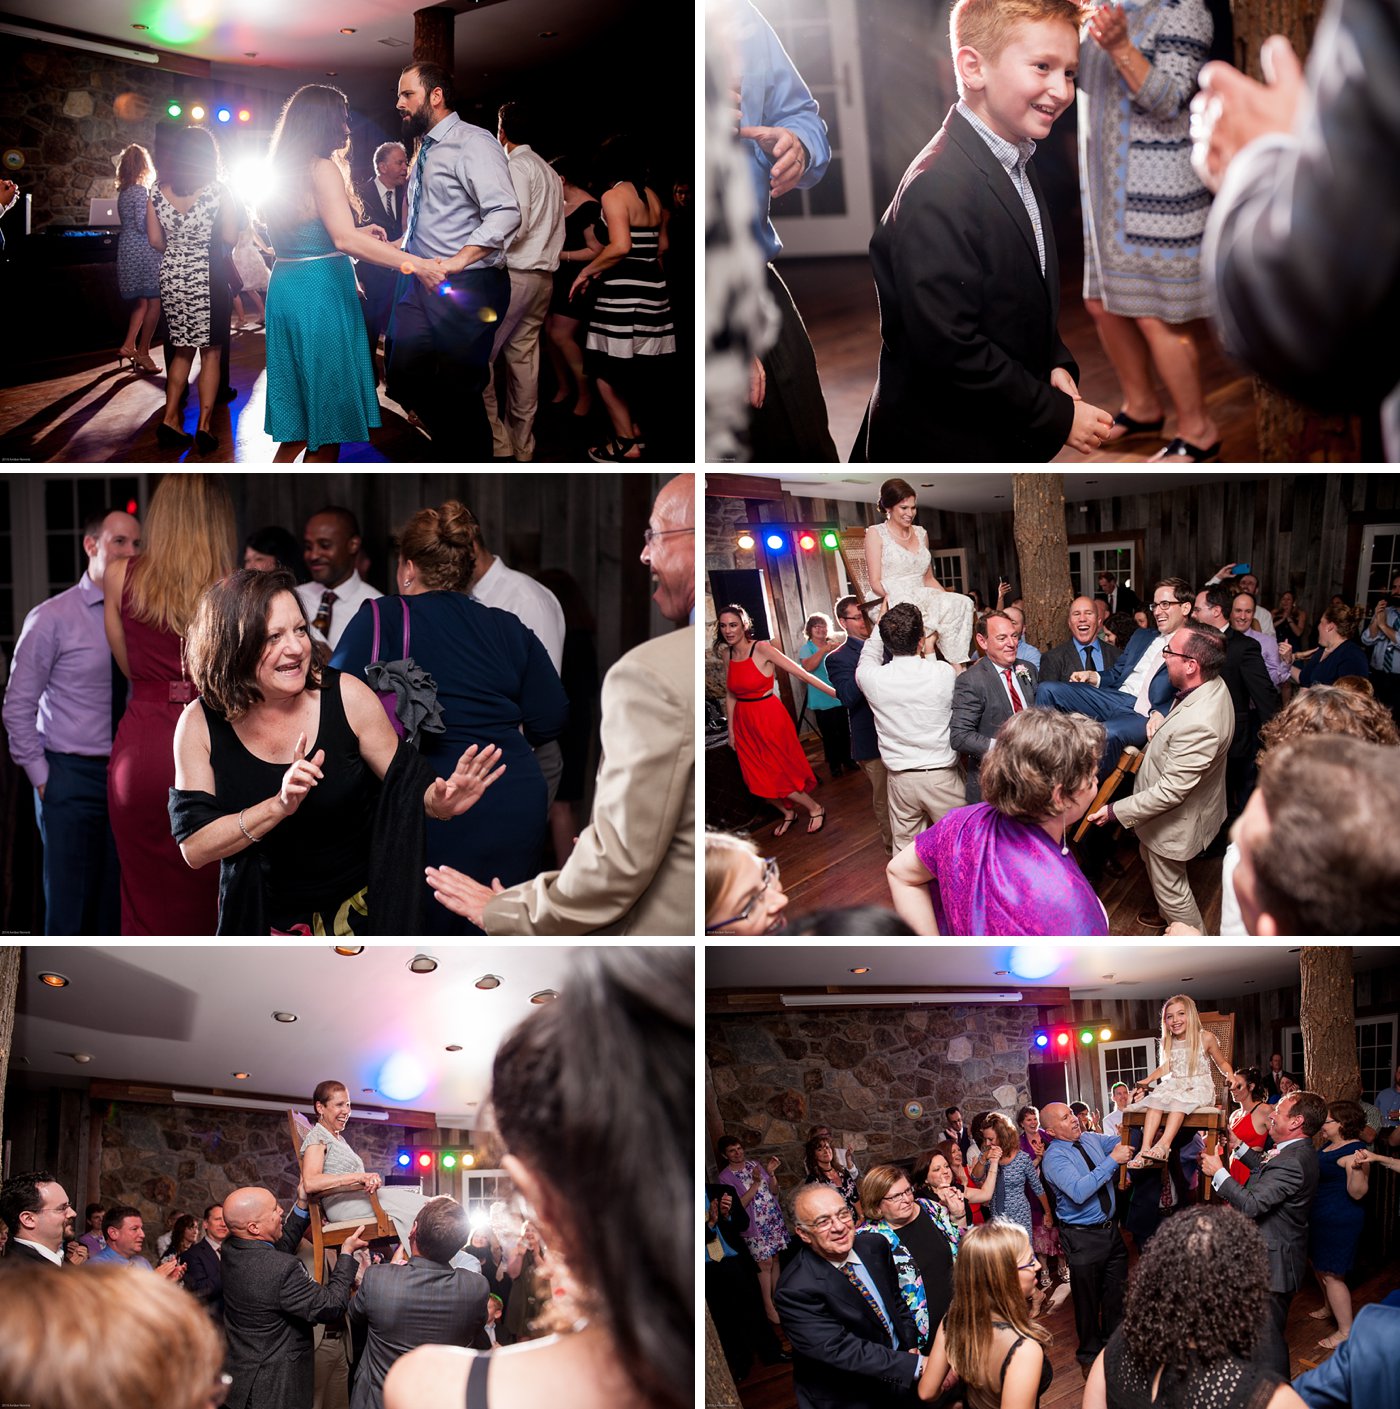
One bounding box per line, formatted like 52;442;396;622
482;625;694;935
1113;675;1234;860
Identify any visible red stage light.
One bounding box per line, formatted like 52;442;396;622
126;499;138;515
1056;1031;1070;1047
237;108;252;123
416;1151;433;1169
797;532;817;551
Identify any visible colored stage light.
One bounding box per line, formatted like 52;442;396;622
822;530;839;549
765;532;785;551
237;108;252;123
797;532;817;551
442;1153;457;1169
396;1151;411;1167
737;533;755;550
461;1152;476;1168
1033;1030;1049;1049
166;101;182;118
1080;1029;1094;1045
1056;1032;1070;1048
216;107;232;123
190;104;206;121
1100;1027;1113;1041
416;1151;433;1170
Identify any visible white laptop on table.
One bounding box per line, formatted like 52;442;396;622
88;198;119;226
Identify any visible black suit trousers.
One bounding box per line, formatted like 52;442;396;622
1058;1222;1128;1364
707;1256;783;1379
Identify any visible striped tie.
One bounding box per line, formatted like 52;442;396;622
312;591;337;639
839;1263;892;1340
403;135;436;250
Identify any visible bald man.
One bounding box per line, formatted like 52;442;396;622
1039;597;1122;684
426;474;695;934
221;1184;366;1409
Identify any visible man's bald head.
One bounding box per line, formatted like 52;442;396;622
1068;596;1098;644
642;473;695;625
1039;1103;1081;1142
223;1186;282;1241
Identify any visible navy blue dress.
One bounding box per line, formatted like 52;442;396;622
1309;1140;1366;1275
331;592;569;934
1298;638;1370;686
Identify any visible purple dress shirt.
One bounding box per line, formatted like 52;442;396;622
1246;628;1289;687
2;575;113;790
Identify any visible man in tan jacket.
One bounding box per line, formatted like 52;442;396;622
1087;622;1234;931
425;474;695;935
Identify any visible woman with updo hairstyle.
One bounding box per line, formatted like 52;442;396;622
1282;602;1371;688
331;502;569;934
886;708;1110;936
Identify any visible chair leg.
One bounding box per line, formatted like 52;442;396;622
1074;760;1128;843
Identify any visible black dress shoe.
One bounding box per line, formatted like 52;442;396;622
156;422;192;448
195;429;219;455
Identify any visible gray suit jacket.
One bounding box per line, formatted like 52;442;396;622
348;1256;489;1409
949;655;1038;802
1039;636;1120;685
223;1208;357;1409
1213;1140;1319;1293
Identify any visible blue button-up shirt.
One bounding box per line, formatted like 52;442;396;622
402;110;520;265
1040;1132;1120;1225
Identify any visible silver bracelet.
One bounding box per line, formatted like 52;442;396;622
238;809;258;843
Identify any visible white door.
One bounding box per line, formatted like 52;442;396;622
1098;1038;1155;1110
1357;523;1400;613
769;0;874;256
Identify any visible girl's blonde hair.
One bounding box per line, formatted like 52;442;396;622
125;474;238;636
1160;993;1204;1077
944;1220;1049;1388
704;830;759;924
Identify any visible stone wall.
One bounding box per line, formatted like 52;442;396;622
706;1005;1038;1200
97;1101;413;1257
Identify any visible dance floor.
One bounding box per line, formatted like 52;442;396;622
734;1259;1400;1409
781;255;1260;464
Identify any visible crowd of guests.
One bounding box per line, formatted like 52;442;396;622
4;471;696;937
709;0;1398;462
706;479;1400;937
105;65;681;462
708;1041;1400;1408
0;948;693;1409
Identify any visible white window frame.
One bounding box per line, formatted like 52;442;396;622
1358;522;1400;614
1098;1037;1156;1109
1281;1013;1397;1099
1069;539;1138;602
930;548;968;595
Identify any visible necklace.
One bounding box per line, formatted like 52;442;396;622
887;517;916;547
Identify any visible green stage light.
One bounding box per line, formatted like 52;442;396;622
166;101;182;118
442;1152;457;1169
822;530;839;549
1080;1029;1094;1045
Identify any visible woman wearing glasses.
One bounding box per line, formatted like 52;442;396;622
717;1135;790;1337
705;831;789;934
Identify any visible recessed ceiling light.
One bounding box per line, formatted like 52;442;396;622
849;966;869;974
233;1072;250;1080
475;974;502;990
362;1087;375;1094
1085;479;1099;485
1288;947;1302;953
1180;977;1194;982
272;1011;298;1023
539;30;559;38
333;946;364;956
445;1044;463;1052
1102;974;1114;980
993;970;1009;976
992;494;1005;500
339;27;356;34
38;972;69;988
529;989;559;1005
132;23;148;29
71;1053;93;1064
326;71;338;76
408;955;438;974
245;51;258;57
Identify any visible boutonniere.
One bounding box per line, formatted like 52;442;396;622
1013;663;1033;684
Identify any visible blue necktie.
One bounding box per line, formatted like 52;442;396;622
403;135;435;250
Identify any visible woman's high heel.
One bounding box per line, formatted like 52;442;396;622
117;346;142;372
156;422;193;449
195;428;219;456
135;351;160;374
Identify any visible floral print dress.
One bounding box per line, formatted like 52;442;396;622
860;1197;959;1345
719;1159;790;1260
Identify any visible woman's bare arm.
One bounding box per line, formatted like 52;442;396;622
103;557;131;679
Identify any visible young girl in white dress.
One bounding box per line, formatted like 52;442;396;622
1127;994;1233;1167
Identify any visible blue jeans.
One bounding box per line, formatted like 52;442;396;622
34;751;120;934
1034;681;1150;778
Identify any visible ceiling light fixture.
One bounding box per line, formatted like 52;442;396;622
38;972;70;988
339;27;357;34
445;1044;463;1052
0;21;159;63
334;946;364;956
849;967;869;975
781;990;1024;1008
539;30;559;37
529;989;559;1005
272;1011;298;1023
475;975;502;990
70;1053;93;1064
408;955;438;974
233;1072;250;1080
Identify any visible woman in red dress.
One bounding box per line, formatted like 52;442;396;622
716;605;834;835
1227;1066;1271;1184
105;473;235;934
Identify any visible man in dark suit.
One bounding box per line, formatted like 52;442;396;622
852;7;1111;462
357;141;408;371
1094;572;1142;617
706;1180;787;1380
1295;1300;1400;1408
950;610;1038;803
1201;1089;1324;1377
1040;596;1122;685
827;597;893;856
1037;578;1194;777
0;1170;85;1268
1193;584;1280;818
222;1183;365;1409
179;1201;228;1326
774;1184;922;1409
347;1196;488;1409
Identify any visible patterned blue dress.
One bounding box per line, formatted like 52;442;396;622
116;184;161;300
987;1149;1044;1242
264;216;381;451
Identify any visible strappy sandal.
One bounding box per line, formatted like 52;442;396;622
773;811;796;837
1149;436;1222;462
806;809;826;834
1127;1141;1171;1168
587;435;643;462
1104;410;1165;444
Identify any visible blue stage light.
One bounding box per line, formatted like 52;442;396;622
216;107;232;124
765;532;785;551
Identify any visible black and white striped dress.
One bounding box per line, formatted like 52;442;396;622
584;191;676;376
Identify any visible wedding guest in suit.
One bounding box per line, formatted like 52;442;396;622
951;611;1040;803
0;1171;84;1268
1200;1090;1324;1377
1086;622;1234;932
357;140;408;367
774;1184;922;1409
222;1183;366;1409
826;597;893;856
853;0;1112;461
348;1197;489;1409
1294;1300;1400;1409
178;1202;227;1325
889;708;1110;936
1040;596;1122;685
1095;572;1143;618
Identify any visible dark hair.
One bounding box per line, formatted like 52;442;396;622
1122;1203;1270;1373
313;1079;348;1111
833;595;872;627
496;101;538;147
82;507;128;542
1104;610;1138;649
549;153;591;191
803;1134;835;1178
1198;583;1235;620
1098;570;1118;586
878;478;917;513
1326;1100;1366;1140
244;525;304;576
0;1172;56;1236
85;1202;105;1222
491;949;691;1409
168;1213;200;1253
1015;1106;1039;1129
1321;602;1358;639
308;504;362;541
164;124;220;197
1286;1091;1328;1138
202;1203;222;1221
404;61;456;113
186;569;323;722
1178;623;1226;680
595;132;650;196
975;609;1017;640
714;603;756;653
398;500;478;591
715;1134;743;1165
1234;1066;1267;1102
413;1196;471;1264
1070;1101;1089;1115
1153;576;1196;607
945;1105;961;1119
102;1204;142;1239
786;906;915;935
879;601;924;656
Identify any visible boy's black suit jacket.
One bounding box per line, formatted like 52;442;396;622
854;105;1078;463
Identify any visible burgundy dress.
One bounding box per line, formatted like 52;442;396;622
107;564;219;935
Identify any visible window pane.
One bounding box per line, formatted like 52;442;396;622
807;156;846;216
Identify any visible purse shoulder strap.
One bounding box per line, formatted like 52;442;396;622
399;596;410;655
370;596;382;664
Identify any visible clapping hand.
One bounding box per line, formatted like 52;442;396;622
65;1240;89;1265
279;732;325;815
1086;2;1131;53
426;743;505;820
425;865;504;928
158;1259;187;1281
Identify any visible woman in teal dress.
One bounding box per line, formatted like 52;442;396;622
262;84;446;462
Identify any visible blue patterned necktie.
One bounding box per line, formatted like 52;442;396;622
403;135;435;249
838;1262;892;1340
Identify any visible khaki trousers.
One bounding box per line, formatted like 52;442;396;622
1142;845;1203;931
887;764;965;852
483;267;554;460
859;756;893;856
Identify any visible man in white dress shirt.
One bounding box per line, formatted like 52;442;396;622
855;601;961;851
482;102;566;462
297;507;382;653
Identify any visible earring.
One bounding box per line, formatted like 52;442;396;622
1060;813;1069;856
402;578;412;589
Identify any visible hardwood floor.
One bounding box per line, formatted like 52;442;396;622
778;254;1261;464
722;730;1223;937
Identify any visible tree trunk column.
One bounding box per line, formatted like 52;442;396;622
1011;474;1074;654
0;946;20;1154
1300;947;1360;1102
413;6;454;70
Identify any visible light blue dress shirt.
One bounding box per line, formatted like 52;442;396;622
838;1249;899;1348
402;111;520;265
1041;1132;1120;1224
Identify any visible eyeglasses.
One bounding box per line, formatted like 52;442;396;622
807;1207;856;1232
1018;1253;1040;1271
883;1187;916;1205
642;526;694;547
1151;600;1181;612
706;856;780;933
1160;645;1197;661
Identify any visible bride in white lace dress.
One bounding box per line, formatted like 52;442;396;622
864;479;974;665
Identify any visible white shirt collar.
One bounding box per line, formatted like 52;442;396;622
15;1237;64;1266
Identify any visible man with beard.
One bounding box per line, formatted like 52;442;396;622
390;63;520;461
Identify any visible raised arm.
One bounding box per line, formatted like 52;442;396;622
755;640;836;697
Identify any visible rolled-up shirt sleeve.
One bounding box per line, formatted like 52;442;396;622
2;604;58;789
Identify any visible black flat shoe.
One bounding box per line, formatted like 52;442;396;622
195;429;219;455
1105;410;1166;444
156;422;192;448
1149;436;1222;462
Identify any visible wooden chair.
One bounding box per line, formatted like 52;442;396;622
837;527;874;606
1073;746;1144;844
286;1109;396;1282
1118;1010;1235;1201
